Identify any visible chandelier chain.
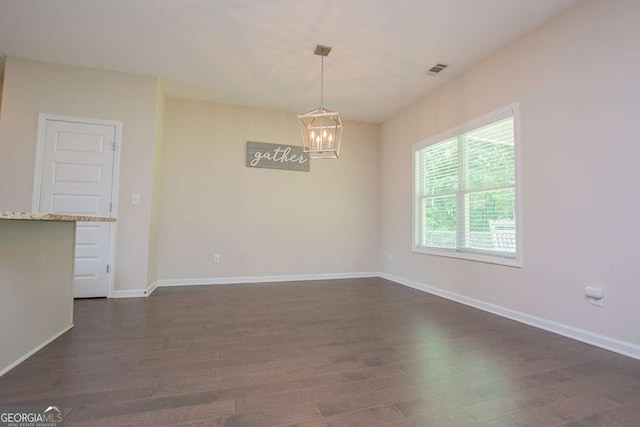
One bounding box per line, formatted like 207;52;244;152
320;55;324;109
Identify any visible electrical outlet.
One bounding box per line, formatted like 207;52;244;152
213;254;221;264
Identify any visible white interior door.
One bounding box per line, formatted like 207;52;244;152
35;117;117;298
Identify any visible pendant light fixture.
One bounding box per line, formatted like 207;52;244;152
297;44;343;159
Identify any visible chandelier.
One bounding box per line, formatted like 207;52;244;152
297;45;343;159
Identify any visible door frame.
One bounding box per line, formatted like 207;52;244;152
32;113;122;298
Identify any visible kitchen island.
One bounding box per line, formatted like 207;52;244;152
0;212;115;376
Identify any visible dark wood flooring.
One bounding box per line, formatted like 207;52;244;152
1;278;639;426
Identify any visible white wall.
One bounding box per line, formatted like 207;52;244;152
156;97;379;281
146;81;166;287
0;57;161;292
379;0;640;347
0;220;75;375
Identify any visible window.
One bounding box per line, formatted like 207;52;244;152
413;105;520;266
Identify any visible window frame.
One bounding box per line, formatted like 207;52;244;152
412;103;522;268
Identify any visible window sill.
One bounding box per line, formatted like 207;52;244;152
412;246;522;268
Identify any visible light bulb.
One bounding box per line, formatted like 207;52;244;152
316;136;320;143
310;131;315;140
323;130;327;138
329;134;333;142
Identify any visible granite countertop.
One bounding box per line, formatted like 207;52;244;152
0;212;116;222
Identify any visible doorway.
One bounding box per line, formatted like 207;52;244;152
33;114;120;298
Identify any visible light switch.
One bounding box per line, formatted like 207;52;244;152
131;193;141;205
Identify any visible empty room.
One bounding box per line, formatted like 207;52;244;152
0;0;639;425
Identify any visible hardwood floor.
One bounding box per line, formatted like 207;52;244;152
1;278;639;426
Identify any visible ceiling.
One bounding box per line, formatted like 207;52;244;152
0;0;580;123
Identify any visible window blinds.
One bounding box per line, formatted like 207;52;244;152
415;112;516;257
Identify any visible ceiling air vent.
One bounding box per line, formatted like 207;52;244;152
427;63;449;76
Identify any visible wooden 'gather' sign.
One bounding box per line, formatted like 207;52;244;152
246;141;310;172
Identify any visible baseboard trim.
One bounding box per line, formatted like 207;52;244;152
145;281;158;297
111;272;377;298
111;289;147;298
110;282;158;298
156;271;378;288
0;324;74;378
379;272;640;361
